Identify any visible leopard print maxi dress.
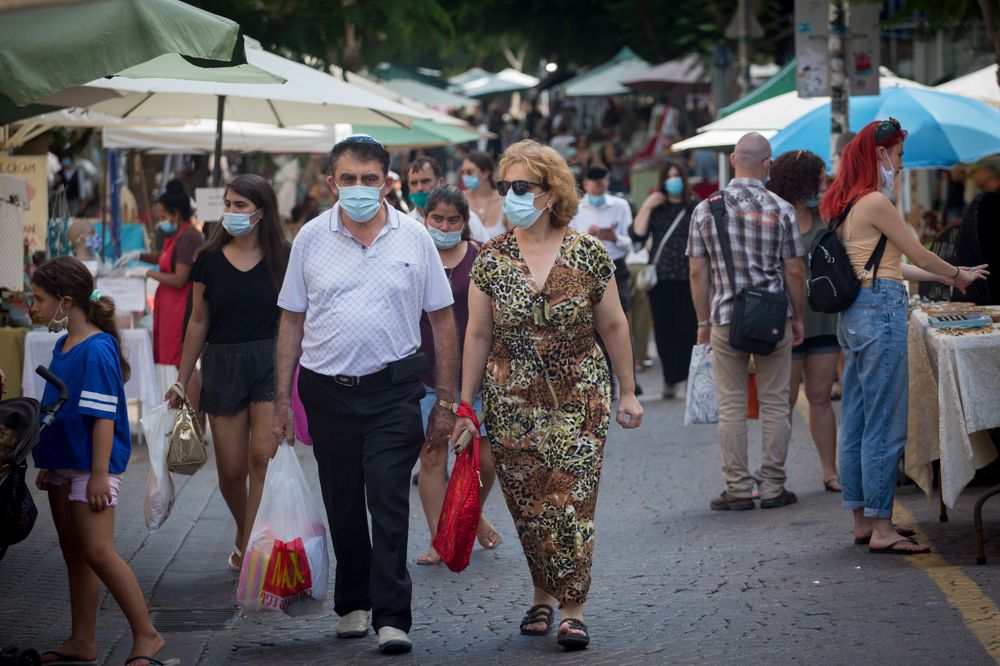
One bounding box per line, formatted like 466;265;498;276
470;228;614;605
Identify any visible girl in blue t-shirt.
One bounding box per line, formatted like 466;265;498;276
30;257;174;666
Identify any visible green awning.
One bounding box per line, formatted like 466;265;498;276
720;60;797;117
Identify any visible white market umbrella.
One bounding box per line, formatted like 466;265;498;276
936;64;1000;109
82;37;429;183
103;118;345;153
381;79;479;111
562;47;650;97
451;69;539;98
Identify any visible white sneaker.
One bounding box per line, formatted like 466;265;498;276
377;626;412;654
336;609;370;638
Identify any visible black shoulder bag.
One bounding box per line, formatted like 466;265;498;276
708;193;788;356
807;202;887;313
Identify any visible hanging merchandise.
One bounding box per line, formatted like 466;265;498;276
46;187;72;258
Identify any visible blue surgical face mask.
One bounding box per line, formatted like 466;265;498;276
503;189;547;229
802;195;820;208
158;219;177;234
221;209;260;237
427;226;464;249
410;191;429;210
587;193;606;207
665;177;684;196
339;185;384;223
462;174;480;190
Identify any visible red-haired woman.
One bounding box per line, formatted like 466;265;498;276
820;118;987;555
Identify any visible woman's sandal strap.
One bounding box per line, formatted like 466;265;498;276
560;618;588;632
520;604;553;622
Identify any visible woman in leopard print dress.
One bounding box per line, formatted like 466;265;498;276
452;140;643;650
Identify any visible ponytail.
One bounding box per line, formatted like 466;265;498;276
88;295;131;383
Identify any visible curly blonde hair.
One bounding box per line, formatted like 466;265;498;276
498;140;580;228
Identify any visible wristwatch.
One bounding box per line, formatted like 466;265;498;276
434;398;457;413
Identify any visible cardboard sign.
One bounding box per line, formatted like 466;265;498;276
195;187;226;222
0;156;48;251
96;276;148;313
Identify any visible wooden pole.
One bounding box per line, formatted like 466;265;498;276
829;0;849;171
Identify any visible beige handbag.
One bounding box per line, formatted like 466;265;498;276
166;382;207;475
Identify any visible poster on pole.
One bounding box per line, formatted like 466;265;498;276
794;0;881;98
0;155;48;251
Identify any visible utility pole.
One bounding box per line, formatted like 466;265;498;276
737;0;752;97
829;0;848;172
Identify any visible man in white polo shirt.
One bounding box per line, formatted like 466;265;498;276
571;165;634;312
273;135;458;655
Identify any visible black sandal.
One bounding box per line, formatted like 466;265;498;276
557;618;590;650
519;603;554;636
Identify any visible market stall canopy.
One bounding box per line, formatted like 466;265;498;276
672;129;776;152
0;0;248;106
719;60;797;117
103;117;482;153
621;54;707;93
451;69;539;98
3;107;189;150
936;64;1000;109
770;87;1000;168
81;37;428;127
381;79;479;110
675;75;925;151
562;47;650;97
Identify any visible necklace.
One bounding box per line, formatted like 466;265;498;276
470;190;498;216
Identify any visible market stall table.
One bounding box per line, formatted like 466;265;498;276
22;329;158;408
906;309;1000;562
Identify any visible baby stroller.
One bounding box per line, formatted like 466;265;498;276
0;366;67;563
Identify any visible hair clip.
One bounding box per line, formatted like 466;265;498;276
89;289;101;302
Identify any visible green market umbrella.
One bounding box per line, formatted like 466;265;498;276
0;0;248;106
356;120;481;149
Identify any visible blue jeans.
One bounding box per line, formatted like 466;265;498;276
837;279;909;518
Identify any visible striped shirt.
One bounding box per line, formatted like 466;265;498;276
686;178;803;325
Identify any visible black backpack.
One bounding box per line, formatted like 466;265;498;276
807;202;887;314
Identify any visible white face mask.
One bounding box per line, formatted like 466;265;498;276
878;149;896;201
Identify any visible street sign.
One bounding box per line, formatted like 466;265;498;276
794;0;881;98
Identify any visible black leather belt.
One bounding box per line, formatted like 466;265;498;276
333;365;393;388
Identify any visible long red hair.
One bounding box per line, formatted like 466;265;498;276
820;120;905;223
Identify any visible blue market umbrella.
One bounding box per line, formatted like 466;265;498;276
770;86;1000;168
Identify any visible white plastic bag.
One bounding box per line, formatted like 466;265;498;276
238;444;329;616
685;344;719;425
141;401;176;530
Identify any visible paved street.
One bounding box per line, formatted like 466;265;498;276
3;370;1000;665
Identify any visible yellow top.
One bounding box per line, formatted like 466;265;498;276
840;202;903;282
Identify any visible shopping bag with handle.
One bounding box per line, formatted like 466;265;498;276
432;404;482;572
140;401;175;530
238;444;328;616
685;344;719;425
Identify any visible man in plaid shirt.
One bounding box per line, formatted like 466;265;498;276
687;132;806;511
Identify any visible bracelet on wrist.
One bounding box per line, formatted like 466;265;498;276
434;397;457;413
953;265;961;278
697;320;712;328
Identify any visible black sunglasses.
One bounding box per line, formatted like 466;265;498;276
875;117;907;143
497;180;547;196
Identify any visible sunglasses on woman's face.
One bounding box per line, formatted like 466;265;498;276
496;180;546;196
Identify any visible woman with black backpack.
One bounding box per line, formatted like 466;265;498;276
819;118;987;555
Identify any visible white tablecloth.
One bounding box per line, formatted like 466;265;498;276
906;311;1000;508
22;328;159;407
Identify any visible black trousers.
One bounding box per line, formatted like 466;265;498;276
298;367;425;632
649;280;697;385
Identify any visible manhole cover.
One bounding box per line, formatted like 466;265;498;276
150;608;242;632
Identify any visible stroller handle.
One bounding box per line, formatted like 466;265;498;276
36;366;68;402
36;365;68;429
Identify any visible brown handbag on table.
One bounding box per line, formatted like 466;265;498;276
166;382;207;476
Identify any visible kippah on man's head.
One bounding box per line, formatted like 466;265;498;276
585;166;609;181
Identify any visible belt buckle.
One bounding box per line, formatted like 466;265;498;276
334;375;357;387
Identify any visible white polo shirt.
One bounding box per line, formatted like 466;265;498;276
278;202;454;377
412;207;489;243
570;193;633;261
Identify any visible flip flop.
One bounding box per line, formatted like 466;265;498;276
557;618;590;650
123;657;180;666
869;537;931;555
854;525;917;545
519;603;554;636
823;478;841;492
40;651;97;665
477;526;503;550
416;549;441;565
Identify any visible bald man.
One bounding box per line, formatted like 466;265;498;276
687;132;806;511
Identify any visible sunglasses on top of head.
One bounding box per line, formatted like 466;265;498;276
496;180;547;196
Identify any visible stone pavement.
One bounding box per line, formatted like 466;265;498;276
2;372;1000;665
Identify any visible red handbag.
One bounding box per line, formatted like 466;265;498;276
432;402;482;573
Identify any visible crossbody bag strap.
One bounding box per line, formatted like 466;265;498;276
650;207;687;265
708;193;738;292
